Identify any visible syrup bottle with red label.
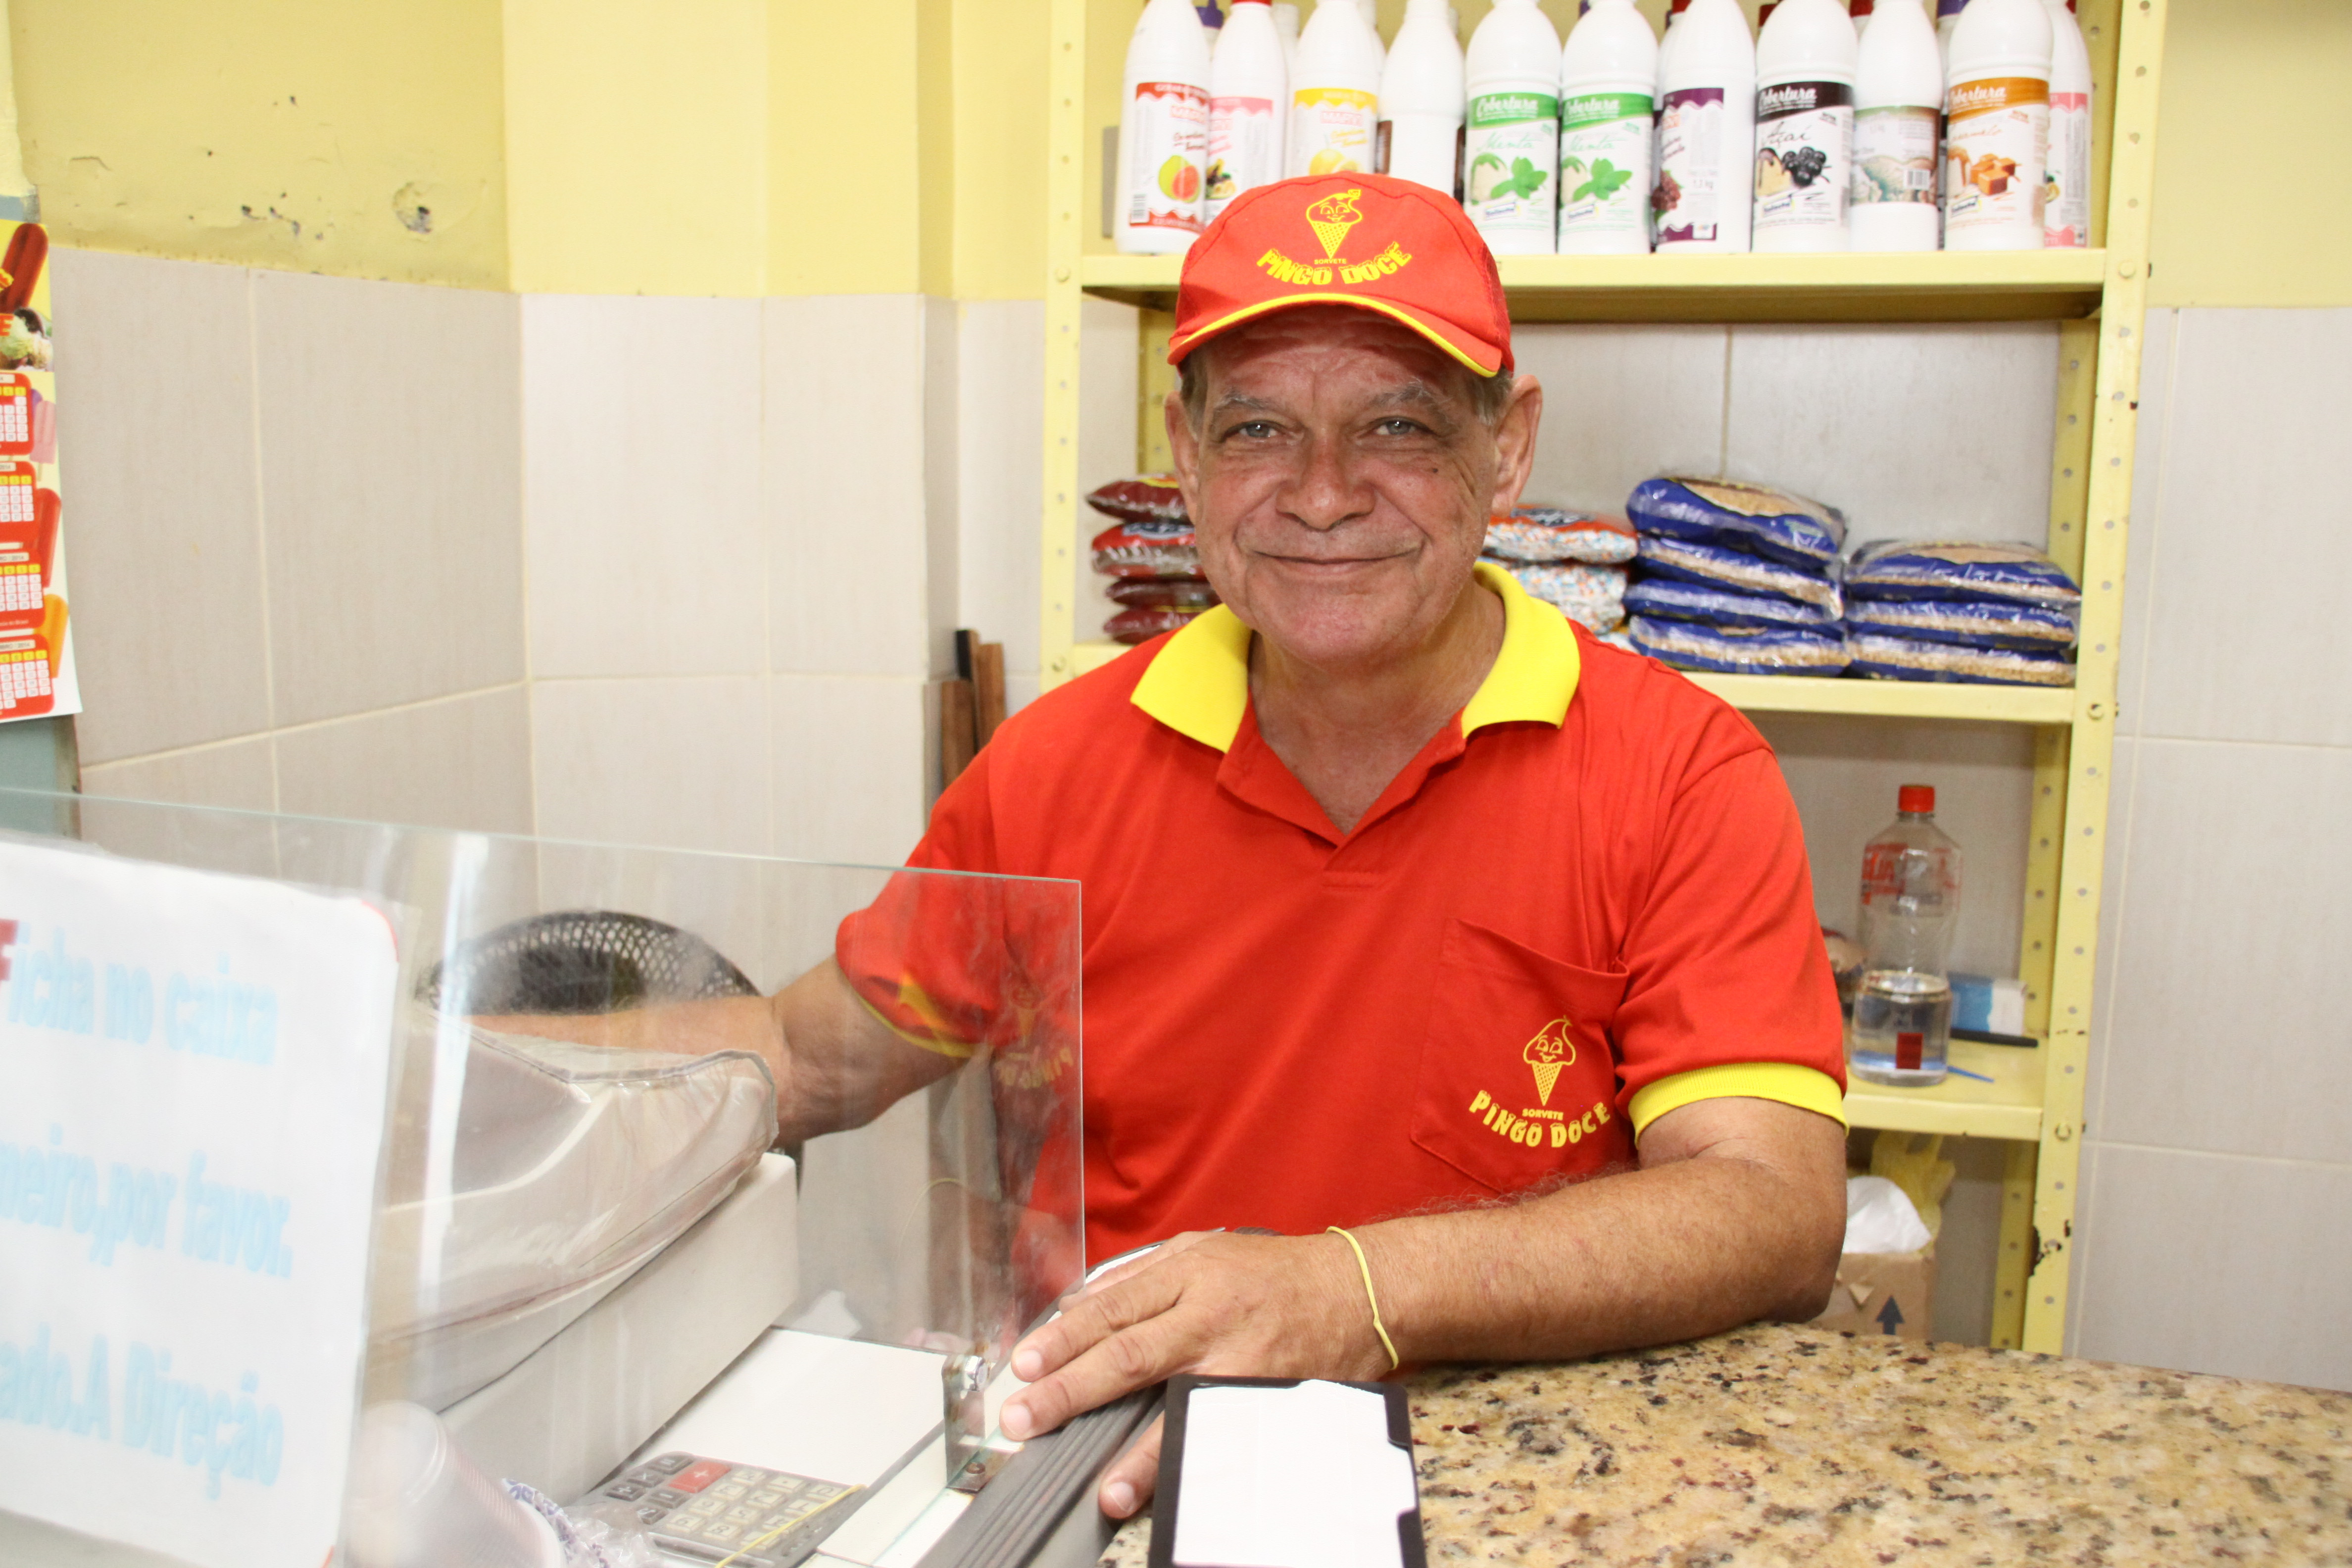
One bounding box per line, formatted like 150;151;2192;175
1848;782;1961;1087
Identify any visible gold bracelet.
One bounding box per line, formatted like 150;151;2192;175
1326;1225;1401;1373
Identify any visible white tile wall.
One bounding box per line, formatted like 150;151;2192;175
52;250;272;764
276;686;534;833
1074;295;1142;653
522;294;766;679
80;735;277;814
252;270;525;726
958;299;1045;682
532;675;773;855
770;674;931;867
1513;324;1729;512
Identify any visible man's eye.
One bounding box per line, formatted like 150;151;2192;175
1374;418;1428;437
1224;421;1278;439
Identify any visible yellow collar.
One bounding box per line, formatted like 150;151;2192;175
1130;559;1582;752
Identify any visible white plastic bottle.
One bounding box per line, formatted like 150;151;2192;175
1666;0;1692;29
1464;0;1565;253
2042;0;2091;247
1117;0;1216;253
1199;1;1225;55
1653;0;1756;251
1849;0;1940;250
1274;1;1303;75
1852;0;1876;36
1355;0;1385;60
1288;0;1384;176
1936;0;1965;65
1379;0;1466;196
1942;0;2051;250
1557;0;1658;253
1753;0;1857;251
1208;0;1289;220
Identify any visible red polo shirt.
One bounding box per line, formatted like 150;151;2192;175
839;564;1844;1265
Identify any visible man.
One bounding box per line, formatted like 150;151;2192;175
521;174;1848;1518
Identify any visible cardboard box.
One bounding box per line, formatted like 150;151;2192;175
1809;1247;1935;1342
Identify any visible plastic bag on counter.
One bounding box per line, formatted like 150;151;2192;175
1636;534;1845;614
1844;595;2077;651
1623;576;1841;632
1627;476;1845;568
1091;518;1202;579
1483;506;1639;565
1630;615;1850;675
1497;560;1627;633
1107;605;1210;644
1107;576;1222;609
1844;539;2082;607
1848;632;2076;686
1083;473;1187;524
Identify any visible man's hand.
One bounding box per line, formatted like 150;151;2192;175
1000;1231;1396;1519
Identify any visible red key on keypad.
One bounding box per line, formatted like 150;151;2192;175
670;1460;734;1494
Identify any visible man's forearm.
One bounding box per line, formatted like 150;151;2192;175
1360;1097;1846;1365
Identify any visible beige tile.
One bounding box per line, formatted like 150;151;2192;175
522;294;766;679
51;249;272;763
1724;323;2059;548
276;686;533;834
1513;324;1729;514
531;675;771;856
2084;734;2136;1138
80;735;277;812
924;294;961;679
958;300;1045;678
770;674;930;867
254;271;524;726
767;295;937;679
1074;294;1142;654
2132;307;2352;746
1750;712;2035;979
2072;1143;2352;1391
2096;736;2352;1164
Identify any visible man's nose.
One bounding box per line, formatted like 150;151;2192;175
1277;435;1373;533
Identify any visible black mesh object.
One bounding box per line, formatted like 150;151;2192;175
419;912;759;1015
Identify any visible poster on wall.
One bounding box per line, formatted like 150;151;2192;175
0;221;76;724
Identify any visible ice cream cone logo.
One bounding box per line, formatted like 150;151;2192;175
1305;189;1365;262
1522;1018;1575;1106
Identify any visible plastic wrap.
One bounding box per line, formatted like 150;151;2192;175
368;1020;777;1411
1497;560;1627;634
1845;595;2078;651
1635;534;1845;614
1482;506;1639;565
1844;539;2082;607
1083;473;1187;524
1627;476;1846;568
1106;605;1210;643
1622;576;1842;632
1107;576;1222;609
1629;614;1852;675
1848;632;2077;686
1090;518;1202;579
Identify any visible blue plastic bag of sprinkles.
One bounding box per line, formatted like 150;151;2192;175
1844;596;2079;652
1844;539;2082;607
1627;477;1846;568
1848;633;2076;686
1629;616;1851;676
1635;534;1845;615
1624;577;1842;633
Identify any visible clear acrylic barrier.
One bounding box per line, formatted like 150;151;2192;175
0;788;1082;1568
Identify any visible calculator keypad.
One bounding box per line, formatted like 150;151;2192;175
569;1452;857;1568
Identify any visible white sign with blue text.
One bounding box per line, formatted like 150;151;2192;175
0;837;400;1568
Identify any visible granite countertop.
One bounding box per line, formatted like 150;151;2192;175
1099;1323;2352;1565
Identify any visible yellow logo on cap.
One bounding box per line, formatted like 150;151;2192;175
1305;189;1365;261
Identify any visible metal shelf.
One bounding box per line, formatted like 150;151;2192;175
1080;248;2111;324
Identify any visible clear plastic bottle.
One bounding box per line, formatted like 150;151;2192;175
1379;0;1466;196
1848;784;1962;1088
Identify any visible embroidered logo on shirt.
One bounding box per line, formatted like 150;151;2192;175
1522;1017;1575;1105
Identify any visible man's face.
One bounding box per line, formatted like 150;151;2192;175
1167;307;1540;671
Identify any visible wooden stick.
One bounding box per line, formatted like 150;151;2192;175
940;679;978;785
974;641;1007;746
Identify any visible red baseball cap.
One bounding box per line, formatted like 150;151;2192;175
1166;173;1513;376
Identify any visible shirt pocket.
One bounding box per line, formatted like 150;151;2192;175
1408;917;1634;1195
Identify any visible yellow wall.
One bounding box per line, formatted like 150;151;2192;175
11;0;509;290
2147;0;2352;308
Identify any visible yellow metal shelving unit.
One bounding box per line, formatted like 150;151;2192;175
1039;0;2166;1354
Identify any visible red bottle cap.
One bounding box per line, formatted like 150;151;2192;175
1898;784;1935;814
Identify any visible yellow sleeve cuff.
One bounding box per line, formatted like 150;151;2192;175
853;976;977;1061
1627;1063;1848;1137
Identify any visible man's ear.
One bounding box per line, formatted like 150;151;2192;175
1165;380;1203;519
1486;374;1545;518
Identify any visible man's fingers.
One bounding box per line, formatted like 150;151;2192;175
1099;1415;1163;1519
1014;1264;1185;1383
1078;1230;1213;1298
1004;1308;1180;1440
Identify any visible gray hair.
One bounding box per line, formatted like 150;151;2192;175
1177;346;1515;432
